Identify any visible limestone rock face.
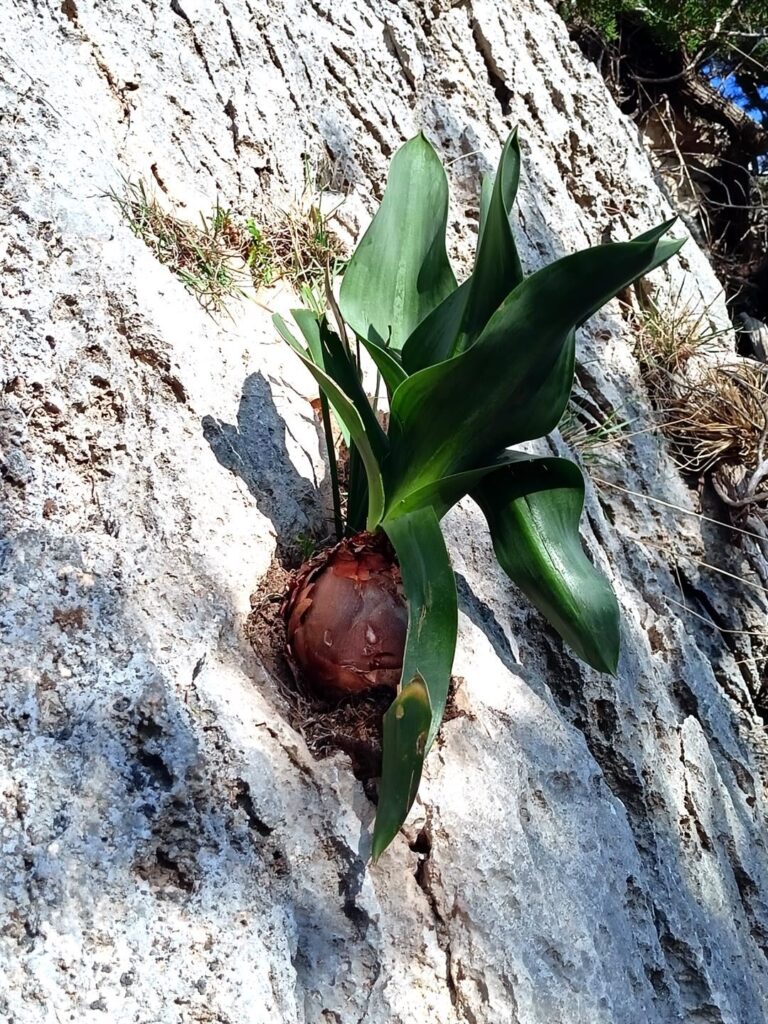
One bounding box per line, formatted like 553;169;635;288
2;1;768;1022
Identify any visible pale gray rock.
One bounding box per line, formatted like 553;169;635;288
2;1;767;1023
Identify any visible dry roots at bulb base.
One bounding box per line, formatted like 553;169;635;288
282;532;408;699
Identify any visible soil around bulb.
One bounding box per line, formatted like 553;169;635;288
246;553;464;786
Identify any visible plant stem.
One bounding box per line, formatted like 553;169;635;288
319;392;343;540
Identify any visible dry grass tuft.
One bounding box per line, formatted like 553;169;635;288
632;290;721;391
106;179;269;313
660;362;768;476
632;290;768;509
267;202;346;309
106;177;346;315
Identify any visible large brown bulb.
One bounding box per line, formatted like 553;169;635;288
283;532;408;699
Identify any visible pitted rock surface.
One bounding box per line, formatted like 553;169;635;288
2;1;768;1022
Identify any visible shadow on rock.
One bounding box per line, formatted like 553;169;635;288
202;371;322;557
455;571;522;677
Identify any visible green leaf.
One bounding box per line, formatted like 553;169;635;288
373;508;457;858
400;278;471;374
371;674;432;862
454;128;523;355
357;334;408;398
286;309;344;538
386;226;684;508
345;445;368;534
401;129;522;373
291;307;325;365
273;313;386;528
473;454;620;674
291;311;389;465
382;508;457;748
574;219;681;328
478;172;494;243
339;133;457;353
385;335;575;522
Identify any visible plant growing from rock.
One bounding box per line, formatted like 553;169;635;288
275;129;683;859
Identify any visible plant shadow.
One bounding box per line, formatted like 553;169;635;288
455;571;522;677
202;371;324;558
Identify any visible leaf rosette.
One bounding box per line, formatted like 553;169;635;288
275;129;683;859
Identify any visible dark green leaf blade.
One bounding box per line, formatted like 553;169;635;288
473;454;620;673
386;227;684;508
291;310;389;464
339;133;457;353
291;307;325;365
400;278;471;374
387;335;575;521
346;445;368;534
478;172;494;243
382;507;457;748
401;129;523;373
371;674;432;862
357;334;408;397
454;127;523;355
274;313;386;528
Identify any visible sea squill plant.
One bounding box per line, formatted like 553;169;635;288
275;129;683;859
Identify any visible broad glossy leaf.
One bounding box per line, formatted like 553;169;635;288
387;335;575;520
473;454;620;673
385;457;511;523
575;219;679;327
273;313;385;528
371;674;431;862
382;507;457;748
402;130;522;373
454;128;523;355
386;227;684;508
400;278;471;374
374;508;457;857
478;172;494;242
339;134;457;352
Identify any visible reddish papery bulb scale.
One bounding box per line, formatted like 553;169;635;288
282;532;408;699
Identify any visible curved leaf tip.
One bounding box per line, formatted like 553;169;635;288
473;455;621;675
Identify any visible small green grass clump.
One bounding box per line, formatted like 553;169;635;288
559;397;631;466
107;179;272;312
106;178;345;314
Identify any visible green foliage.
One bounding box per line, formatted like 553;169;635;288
245;219;277;285
474;455;620;673
561;0;768;53
339;134;456;352
561;0;768;118
277;131;682;858
371;675;433;862
383;508;457;752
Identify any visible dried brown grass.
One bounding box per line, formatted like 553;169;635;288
632;290;768;509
